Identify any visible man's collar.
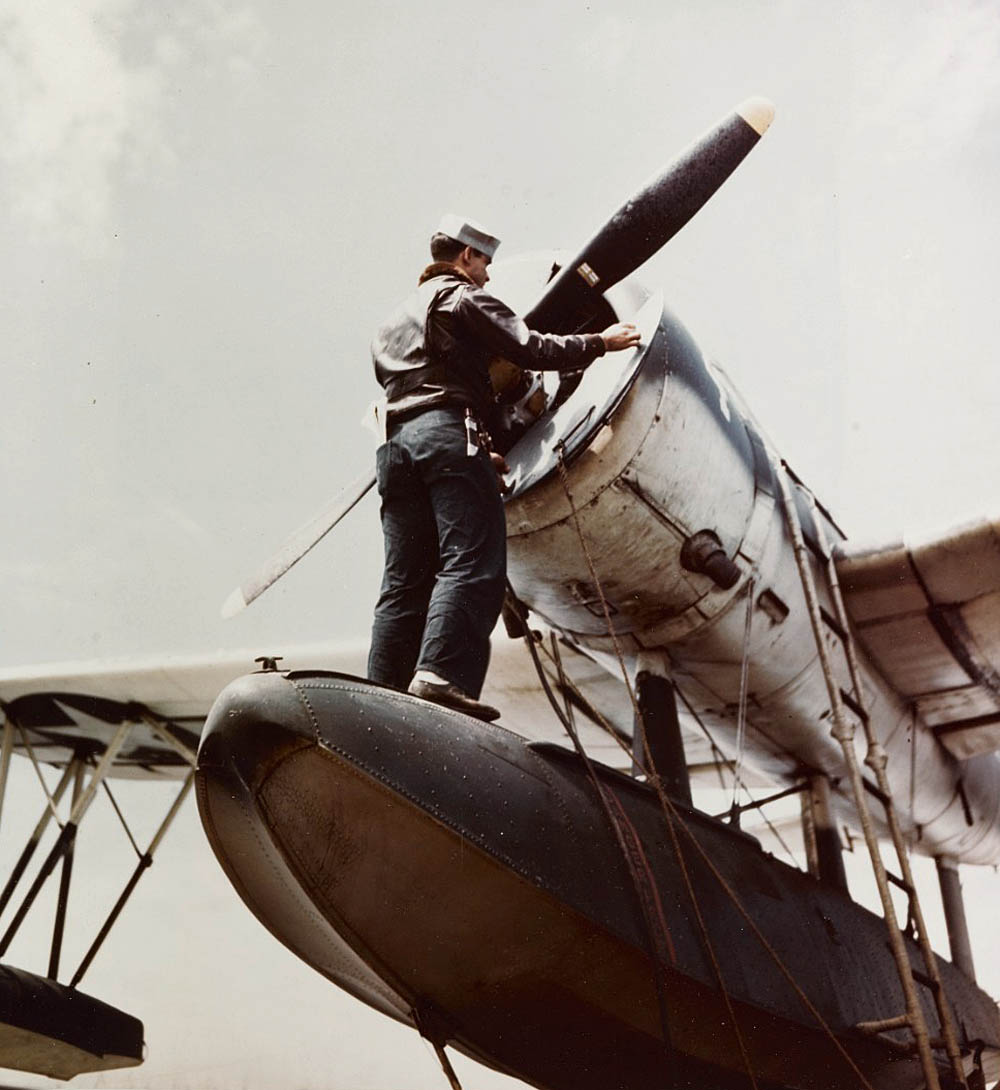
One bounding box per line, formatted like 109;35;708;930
418;262;475;286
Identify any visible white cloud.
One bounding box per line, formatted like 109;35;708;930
0;1;156;240
0;0;266;246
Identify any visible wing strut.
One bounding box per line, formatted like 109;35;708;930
0;719;13;835
774;460;969;1090
0;720;134;961
0;704;197;988
70;768;195;988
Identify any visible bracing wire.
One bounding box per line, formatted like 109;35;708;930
732;574;756;816
537;450;880;1090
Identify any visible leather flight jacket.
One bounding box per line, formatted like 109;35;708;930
371;263;607;431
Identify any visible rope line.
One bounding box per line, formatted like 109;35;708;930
545;451;882;1090
540;595;757;1086
732;574;756;815
521;602;879;1089
654;781;760;1088
533;637;634;750
555;446;642;724
515;612;678;1082
655;787;879;1090
551;452;757;1087
670;683;800;869
548;635;677;969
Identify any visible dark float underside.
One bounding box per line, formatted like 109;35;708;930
0;964;143;1079
195;670;1000;1090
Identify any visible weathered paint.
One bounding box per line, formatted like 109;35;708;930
502;279;1000;866
196;671;1000;1090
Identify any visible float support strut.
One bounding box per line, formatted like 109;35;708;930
633;669;691;804
936;855;975;982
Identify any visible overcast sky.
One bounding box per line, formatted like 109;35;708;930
2;0;1000;1087
4;0;1000;669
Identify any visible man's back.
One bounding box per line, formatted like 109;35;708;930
372;266;495;426
367;214;639;722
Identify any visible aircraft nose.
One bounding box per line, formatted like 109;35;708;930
193;668;667;1085
195;670;421;1026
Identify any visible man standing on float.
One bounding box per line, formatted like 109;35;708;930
368;214;640;721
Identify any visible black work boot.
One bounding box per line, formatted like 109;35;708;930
407;678;501;723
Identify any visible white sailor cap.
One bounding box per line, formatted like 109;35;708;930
437;213;501;259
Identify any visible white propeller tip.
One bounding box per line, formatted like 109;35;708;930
736;97;775;136
221;587;247;620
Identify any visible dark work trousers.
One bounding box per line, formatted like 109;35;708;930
367;406;507;698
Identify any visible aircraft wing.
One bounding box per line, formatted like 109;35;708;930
0;639;626;776
0;635;728;781
0;645;368;778
837;515;1000;761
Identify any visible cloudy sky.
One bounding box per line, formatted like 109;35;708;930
2;0;1000;1086
4;0;1000;669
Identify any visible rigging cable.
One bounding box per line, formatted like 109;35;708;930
101;780;142;860
15;723;65;828
672;680;800;869
518;602;879;1089
513;607;678;1086
547;447;880;1090
731;573;756;818
542;603;759;1089
550;448;762;1087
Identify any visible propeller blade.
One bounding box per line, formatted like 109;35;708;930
524;96;774;333
221;468;376;618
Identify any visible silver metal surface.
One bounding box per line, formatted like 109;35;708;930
504;286;1000;867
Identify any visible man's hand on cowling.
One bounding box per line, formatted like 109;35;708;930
490;451;511;494
601;322;641;352
492;324;637;494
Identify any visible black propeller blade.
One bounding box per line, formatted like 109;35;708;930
524;97;774;334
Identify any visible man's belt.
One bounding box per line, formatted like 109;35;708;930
382;363;447;401
385;401;494;455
